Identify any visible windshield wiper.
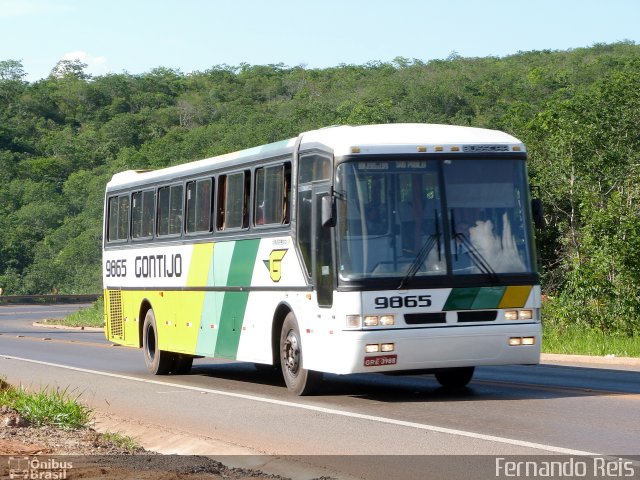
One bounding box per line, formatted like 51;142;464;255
450;210;499;281
452;231;499;282
397;211;441;290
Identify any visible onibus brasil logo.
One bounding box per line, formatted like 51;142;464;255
8;456;73;479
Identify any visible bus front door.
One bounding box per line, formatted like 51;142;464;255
312;185;334;307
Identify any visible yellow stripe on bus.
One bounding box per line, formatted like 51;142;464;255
498;286;532;308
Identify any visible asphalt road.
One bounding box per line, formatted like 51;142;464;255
0;304;638;479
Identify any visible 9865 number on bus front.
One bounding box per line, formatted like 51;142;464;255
374;295;432;309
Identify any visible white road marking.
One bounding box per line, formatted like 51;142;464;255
1;354;600;456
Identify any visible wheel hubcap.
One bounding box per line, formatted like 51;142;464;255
283;330;300;376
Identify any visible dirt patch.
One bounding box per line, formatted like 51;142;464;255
0;408;290;479
0;405;150;455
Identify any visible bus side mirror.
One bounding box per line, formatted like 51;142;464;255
321;195;336;228
531;198;544;229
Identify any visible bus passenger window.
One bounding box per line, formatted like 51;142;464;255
132;190;155;239
142;190;155;237
254;164;287;226
186;178;213;233
117;196;129;240
217;172;249;231
107;194;130;242
157;185;183;236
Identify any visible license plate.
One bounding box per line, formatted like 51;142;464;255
364;354;397;367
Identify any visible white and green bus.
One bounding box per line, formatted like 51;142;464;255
103;123;542;395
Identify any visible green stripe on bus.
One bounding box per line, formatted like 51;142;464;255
471;286;506;309
214;239;261;358
444;287;480;310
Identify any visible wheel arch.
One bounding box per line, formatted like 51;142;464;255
271;302;293;365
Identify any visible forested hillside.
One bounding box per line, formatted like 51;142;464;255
1;42;639;335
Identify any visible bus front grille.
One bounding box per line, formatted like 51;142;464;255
457;310;497;322
404;312;447;325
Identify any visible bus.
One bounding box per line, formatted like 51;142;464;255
103;123;542;395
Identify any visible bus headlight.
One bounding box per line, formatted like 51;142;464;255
518;310;533;320
365;344;380;353
362;315;395;327
346;315;361;328
381;343;395;352
505;309;534;321
364;316;379;327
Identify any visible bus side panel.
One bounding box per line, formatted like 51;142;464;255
236;237;309;364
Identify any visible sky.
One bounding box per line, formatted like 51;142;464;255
1;0;639;81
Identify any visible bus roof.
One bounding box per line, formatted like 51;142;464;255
106;124;525;191
299;123;524;156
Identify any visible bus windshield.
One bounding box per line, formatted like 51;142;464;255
335;158;535;282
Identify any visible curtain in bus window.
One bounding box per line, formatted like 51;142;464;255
117;195;129;241
142;190;155;237
107;197;119;241
169;185;183;235
158;185;183;236
157;187;170;236
196;179;212;232
132;192;143;238
187;179;212;233
132;190;155;239
224;173;245;229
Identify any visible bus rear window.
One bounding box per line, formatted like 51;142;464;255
107;194;130;242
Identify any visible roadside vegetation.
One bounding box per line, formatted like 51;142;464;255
0;378;90;429
99;431;142;453
1;42;640;347
542;323;640;357
45;297;104;328
0;377;144;453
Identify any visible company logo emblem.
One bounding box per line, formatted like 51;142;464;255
263;249;287;282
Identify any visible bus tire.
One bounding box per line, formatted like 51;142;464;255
435;367;475;389
280;313;322;395
142;309;173;375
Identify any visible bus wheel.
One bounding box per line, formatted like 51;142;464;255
142;309;173;375
435;367;475;389
280;313;322;395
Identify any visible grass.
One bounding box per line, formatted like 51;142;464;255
45;297;105;328
100;431;141;452
0;379;92;429
542;322;640;357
